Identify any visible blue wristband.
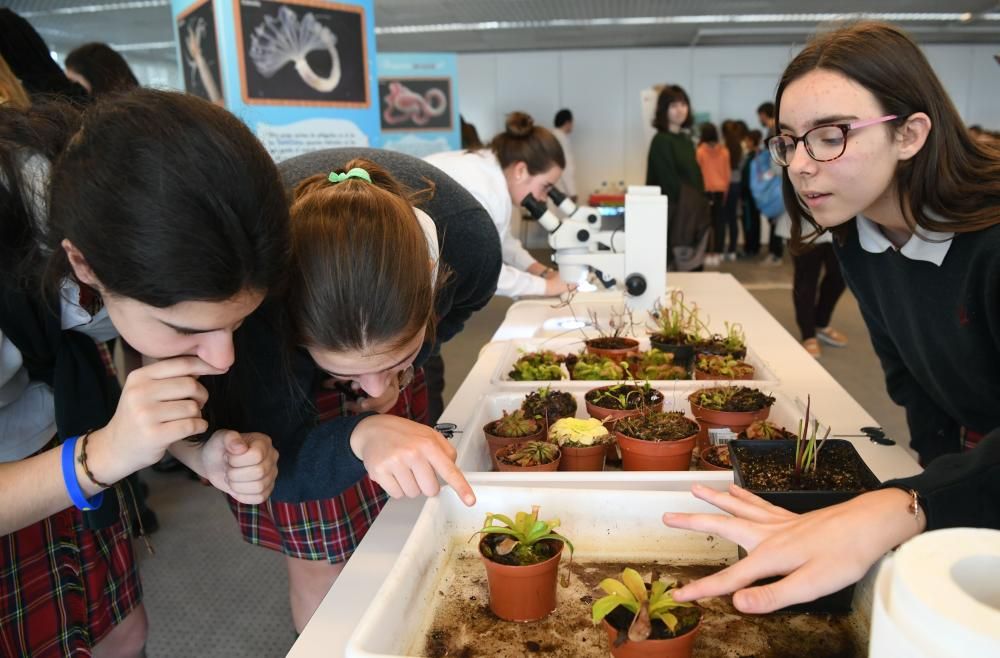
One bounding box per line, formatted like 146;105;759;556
61;436;103;511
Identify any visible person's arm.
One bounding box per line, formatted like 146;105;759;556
168;430;278;504
646;135;680;202
494;263;548;297
662;430;1000;614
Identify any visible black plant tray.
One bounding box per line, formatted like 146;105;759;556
729;439;882;614
729;439;881;514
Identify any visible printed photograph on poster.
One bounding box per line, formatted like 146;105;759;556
236;0;369;106
177;0;224;104
378;77;452;132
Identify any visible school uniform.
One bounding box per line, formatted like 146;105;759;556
219;147;500;562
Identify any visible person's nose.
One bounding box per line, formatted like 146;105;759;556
788;140;817;178
197;331;235;371
357;371;393;398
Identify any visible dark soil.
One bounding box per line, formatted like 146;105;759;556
702;445;731;468
690;386;775;412
585;385;664;410
615;411;699;442
522;390;578;425
420;558;864;657
733;442;878;492
479;535;562;567
586;337;637;350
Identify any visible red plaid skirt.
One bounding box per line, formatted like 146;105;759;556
229;369;429;562
0;505;141;657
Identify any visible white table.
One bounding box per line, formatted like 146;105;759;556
288;272;921;657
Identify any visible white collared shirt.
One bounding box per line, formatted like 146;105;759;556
855;213;954;267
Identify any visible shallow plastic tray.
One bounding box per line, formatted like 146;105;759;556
492;336;779;389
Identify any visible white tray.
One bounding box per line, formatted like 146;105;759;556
344;485;870;658
492;336;779;389
455;384;805;477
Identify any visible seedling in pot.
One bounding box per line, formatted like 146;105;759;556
548;417;612;448
567;352;628;380
592;568;701;644
496;440;560;468
615;410;699;442
583;307;642;351
690;385;775;412
521;386;577;425
740;419;796;440
627;348;688;380
793;395;831;484
694;353;754;379
586;381;664;411
488;410;541;438
647;290;709;345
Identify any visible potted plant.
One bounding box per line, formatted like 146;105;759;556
592;568;702;658
687;386;775;451
472;505;574;622
695;322;748;360
698;444;732;471
585;382;665;422
483;410;546;470
548;417;612;471
625;349;688;381
508;350;566;381
737;419;797;440
647;291;708;369
728;397;881;613
692;353;755;381
521;386;577;426
566;352;628;381
614;411;700;471
583;308;641;361
495;440;561;472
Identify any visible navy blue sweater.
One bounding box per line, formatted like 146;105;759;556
834;219;1000;464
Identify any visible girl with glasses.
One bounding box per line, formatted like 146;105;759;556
663;20;1000;614
215;148;496;633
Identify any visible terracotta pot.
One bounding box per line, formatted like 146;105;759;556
557;443;607;471
480;538;563;622
494;443;562;472
687;399;771;452
585;337;640;362
601;617;701;658
615;426;698;471
692;364;755;381
698;444;732;471
484;421;546;470
586;395;665;464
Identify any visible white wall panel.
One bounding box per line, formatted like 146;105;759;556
495;52;560;136
457;54;498;140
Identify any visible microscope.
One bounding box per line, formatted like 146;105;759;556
520;185;667;312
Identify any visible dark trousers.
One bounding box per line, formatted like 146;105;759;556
706;191;725;252
741;195;761;254
792;243;846;340
423;352;445;425
720;182;741;254
767;216;784;258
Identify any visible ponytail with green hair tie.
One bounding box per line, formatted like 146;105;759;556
327;167;371;184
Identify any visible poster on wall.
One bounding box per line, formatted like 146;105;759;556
376;53;460;157
235;0;369;106
176;0;224;104
171;0;379;162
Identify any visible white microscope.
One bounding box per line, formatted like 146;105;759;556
520;186;668;312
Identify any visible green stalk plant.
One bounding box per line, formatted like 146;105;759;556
471;505;574;578
793;395;831;481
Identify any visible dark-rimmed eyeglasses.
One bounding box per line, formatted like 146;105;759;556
767;115;898;167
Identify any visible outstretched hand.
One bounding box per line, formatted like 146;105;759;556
351;415;476;506
662;483;923;613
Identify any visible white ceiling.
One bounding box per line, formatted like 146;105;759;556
5;0;999;64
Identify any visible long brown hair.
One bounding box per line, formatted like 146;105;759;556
488;111;565;174
289;158;443;354
779;22;1000;247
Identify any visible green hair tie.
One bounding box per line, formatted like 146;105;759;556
328;167;372;184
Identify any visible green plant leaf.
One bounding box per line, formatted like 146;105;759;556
487;513;515;529
598;578;635;600
622;568;648;603
650;580;667;601
591;595;637;624
654;611;679;633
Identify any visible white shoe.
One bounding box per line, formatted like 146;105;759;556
724;252;736;262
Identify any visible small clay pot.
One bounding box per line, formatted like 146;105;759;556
688;398;771;452
586;393;665;464
615;426;698;471
484;420;546;470
494;443;562;472
557;443;607;471
480;538;563;622
698;444;732;471
601;617;701;658
585;337;640;363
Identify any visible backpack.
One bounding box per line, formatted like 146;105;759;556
749;149;785;219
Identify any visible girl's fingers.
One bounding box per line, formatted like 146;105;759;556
662;512;764;550
148;399;203;425
409;460;441;498
689;483;789;524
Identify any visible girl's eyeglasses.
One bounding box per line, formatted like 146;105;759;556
766;115;898;167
